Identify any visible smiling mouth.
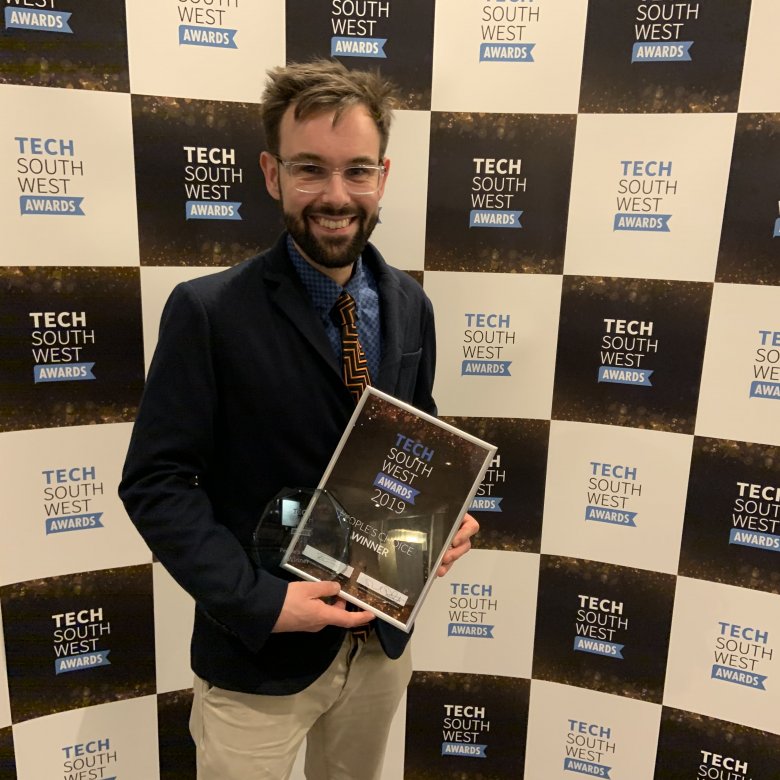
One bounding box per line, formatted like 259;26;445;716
312;215;354;230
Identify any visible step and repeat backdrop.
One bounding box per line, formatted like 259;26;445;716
1;0;779;777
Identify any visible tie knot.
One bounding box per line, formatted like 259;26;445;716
333;291;357;328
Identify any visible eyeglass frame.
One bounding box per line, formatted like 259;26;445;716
274;155;386;195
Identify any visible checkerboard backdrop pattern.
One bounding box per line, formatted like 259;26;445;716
1;1;779;777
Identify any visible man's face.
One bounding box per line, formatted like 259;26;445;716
260;104;390;274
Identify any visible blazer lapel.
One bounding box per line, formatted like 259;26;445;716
261;238;342;380
370;246;406;392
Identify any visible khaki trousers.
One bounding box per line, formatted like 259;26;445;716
189;632;412;780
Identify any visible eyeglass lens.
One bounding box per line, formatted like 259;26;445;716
287;162;382;194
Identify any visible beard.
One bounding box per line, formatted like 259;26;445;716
282;199;379;270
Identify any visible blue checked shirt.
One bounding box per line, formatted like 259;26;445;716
286;235;382;383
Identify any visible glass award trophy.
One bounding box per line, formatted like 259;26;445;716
252;487;316;570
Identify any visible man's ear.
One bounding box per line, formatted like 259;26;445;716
259;151;280;200
377;157;390;199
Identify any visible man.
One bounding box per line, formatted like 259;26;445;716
120;59;478;779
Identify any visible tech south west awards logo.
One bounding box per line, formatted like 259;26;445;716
183;145;243;221
447;582;497;638
62;738;118;780
178;0;238;49
613;160;677;233
51;607;112;675
4;0;73;33
461;312;515;377
631;1;698;62
16;136;85;216
470;452;505;513
478;0;537;63
29;310;96;383
574;595;628;659
750;329;780;401
697;750;751;780
563;720;616;779
729;481;780;554
711;621;773;692
42;465;105;536
585;461;641;529
330;0;389;58
470;157;525;228
440;703;491;758
598;318;657;387
371;432;433;514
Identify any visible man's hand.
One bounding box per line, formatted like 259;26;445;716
436;513;479;577
271;580;375;633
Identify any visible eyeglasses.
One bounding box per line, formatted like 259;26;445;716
275;156;385;195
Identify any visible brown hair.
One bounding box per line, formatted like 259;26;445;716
261;59;398;158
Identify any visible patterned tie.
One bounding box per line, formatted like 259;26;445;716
333;291;371;403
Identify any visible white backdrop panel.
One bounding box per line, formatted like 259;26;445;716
1;85;139;267
565;113;736;282
696;282;780;446
542;420;693;574
0;423;149;587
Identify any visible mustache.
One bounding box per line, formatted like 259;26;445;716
303;204;364;219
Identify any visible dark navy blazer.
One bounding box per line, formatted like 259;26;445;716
119;233;437;694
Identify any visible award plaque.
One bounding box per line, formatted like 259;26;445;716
280;388;497;632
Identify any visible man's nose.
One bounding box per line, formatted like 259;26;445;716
319;170;351;206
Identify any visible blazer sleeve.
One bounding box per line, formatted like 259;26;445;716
119;282;288;654
412;290;438;417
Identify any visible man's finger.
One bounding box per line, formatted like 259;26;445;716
324;604;376;628
303;580;341;599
